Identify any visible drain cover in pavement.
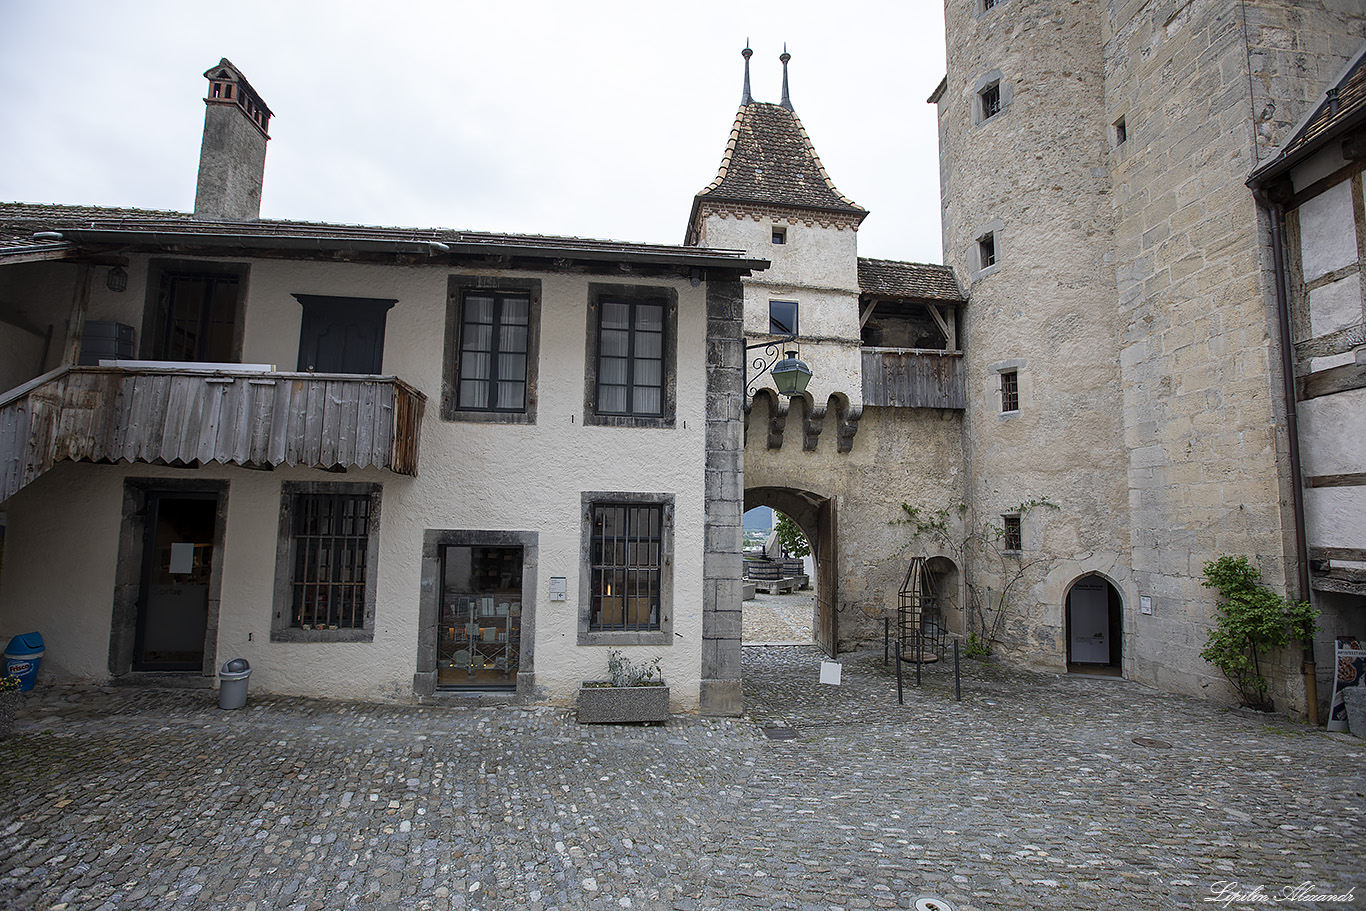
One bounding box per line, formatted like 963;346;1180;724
913;896;956;911
1132;736;1174;749
763;726;798;740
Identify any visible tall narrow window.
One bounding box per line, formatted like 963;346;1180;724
769;300;799;336
1114;117;1128;146
597;300;664;416
980;82;1001;120
590;503;663;631
979;232;997;270
1002;515;1022;551
457;291;530;412
1000;368;1019;412
290;492;372;629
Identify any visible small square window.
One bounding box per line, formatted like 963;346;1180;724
769;300;799;337
1000;368;1019;412
978;233;997;270
980;83;1001;120
1114;117;1127;146
772;226;787;245
1002;515;1022;551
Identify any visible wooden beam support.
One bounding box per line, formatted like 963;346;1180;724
1299;362;1366;400
61;265;94;368
858;300;878;329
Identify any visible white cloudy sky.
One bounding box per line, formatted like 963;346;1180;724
0;1;948;263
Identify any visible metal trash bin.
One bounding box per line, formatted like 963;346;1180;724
218;658;251;710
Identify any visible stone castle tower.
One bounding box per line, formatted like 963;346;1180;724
935;0;1365;715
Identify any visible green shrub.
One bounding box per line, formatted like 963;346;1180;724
1200;556;1316;711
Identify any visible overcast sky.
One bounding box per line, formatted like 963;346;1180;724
0;1;948;264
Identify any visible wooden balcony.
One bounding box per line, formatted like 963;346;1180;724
0;365;426;504
861;348;965;410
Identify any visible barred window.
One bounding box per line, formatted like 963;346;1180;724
1002;515;1023;552
1000;368;1019;413
290;492;371;629
980;83;1001;120
590;503;662;631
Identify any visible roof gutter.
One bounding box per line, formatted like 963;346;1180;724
55;228;770;274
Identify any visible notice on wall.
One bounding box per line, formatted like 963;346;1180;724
169;542;195;575
1327;637;1364;733
549;577;567;602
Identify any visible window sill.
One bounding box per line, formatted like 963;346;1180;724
578;630;672;647
442;408;535;425
271;628;375;644
583;413;676;429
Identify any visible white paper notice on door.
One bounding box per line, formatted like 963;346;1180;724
169;542;195;575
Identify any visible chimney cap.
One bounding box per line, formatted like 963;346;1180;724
203;57;273;137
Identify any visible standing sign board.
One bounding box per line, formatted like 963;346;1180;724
1327;637;1364;733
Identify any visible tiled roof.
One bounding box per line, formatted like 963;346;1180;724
0;202;767;271
1251;41;1366;182
693;102;866;216
858;258;964;302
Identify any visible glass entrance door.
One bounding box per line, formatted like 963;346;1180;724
438;545;522;688
134;493;217;671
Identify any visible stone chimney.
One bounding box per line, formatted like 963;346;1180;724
193;58;272;221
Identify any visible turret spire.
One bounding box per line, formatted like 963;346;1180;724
741;43;753;105
779;44;793;111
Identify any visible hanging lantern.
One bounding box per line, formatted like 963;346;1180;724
769;350;812;396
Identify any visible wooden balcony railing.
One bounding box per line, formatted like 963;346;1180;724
0;365;425;504
861;348;965;410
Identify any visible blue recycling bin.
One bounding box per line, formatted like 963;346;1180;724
3;632;45;692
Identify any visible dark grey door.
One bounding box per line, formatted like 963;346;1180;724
294;295;396;374
133;493;217;671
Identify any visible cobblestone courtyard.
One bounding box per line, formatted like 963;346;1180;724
1;645;1363;911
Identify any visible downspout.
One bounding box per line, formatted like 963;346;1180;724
1250;182;1317;725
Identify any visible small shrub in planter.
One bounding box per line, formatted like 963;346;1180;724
578;650;669;724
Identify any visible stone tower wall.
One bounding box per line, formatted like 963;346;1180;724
1101;0;1364;710
938;0;1131;671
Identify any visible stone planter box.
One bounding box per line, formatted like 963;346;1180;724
577;684;670;724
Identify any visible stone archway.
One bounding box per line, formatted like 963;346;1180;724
745;486;837;657
1064;573;1124;674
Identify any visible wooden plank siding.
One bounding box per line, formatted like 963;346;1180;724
0;366;425;504
861;348;966;410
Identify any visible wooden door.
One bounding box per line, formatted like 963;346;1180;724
816;497;838;658
134;493;216;671
295;296;395;374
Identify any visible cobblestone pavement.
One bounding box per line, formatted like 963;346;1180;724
742;591;814;644
1;647;1362;911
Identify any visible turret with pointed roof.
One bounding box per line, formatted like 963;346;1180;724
686;47;867;246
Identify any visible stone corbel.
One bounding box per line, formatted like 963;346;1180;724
835;401;862;453
802;401;827;451
767;396;790;450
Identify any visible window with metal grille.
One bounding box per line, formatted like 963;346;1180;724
596;300;664;416
457;290;530;412
589;503;662;631
1002;515;1022;551
1000;368;1019;412
978;232;997;270
290;492;371;629
980;83;1001;120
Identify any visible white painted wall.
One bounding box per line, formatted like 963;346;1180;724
0;258;712;709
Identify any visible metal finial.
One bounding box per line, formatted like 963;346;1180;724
741;42;753;105
779;43;793;111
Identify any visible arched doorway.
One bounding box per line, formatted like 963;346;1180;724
744;486;837;657
1065;574;1123;674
